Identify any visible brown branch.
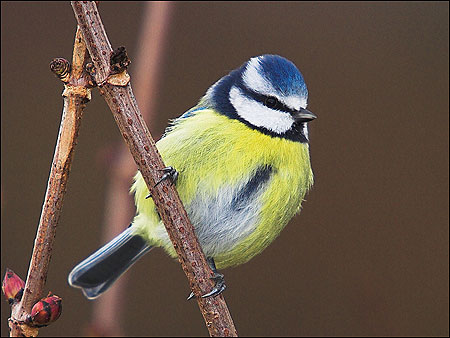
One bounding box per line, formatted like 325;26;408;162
87;2;174;335
8;26;91;337
71;2;237;336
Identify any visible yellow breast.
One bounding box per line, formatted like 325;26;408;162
132;109;313;268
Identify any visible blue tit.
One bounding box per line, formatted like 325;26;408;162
68;54;317;299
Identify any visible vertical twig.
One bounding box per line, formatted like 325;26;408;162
8;27;91;337
87;2;174;335
71;2;237;336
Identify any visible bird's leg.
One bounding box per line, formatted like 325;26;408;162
187;257;226;300
145;166;179;199
203;257;227;297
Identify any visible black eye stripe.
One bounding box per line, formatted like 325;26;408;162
238;85;297;114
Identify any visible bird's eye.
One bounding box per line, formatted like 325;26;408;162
265;96;278;109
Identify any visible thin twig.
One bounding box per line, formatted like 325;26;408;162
71;2;237;336
8;26;91;337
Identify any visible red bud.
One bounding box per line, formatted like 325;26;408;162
30;294;62;327
2;268;25;305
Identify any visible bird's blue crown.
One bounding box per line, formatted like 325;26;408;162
251;54;308;99
183;55;312;142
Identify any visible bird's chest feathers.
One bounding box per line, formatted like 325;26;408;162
159;112;312;258
185;165;273;257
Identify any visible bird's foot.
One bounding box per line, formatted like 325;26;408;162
187;258;226;300
146;166;178;199
187;272;227;300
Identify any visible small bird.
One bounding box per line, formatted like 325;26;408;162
68;54;316;299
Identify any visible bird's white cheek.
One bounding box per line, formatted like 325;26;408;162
229;86;294;134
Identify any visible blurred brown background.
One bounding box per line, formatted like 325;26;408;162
1;1;448;336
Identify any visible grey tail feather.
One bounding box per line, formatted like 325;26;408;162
68;226;152;299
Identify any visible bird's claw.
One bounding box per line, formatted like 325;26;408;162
202;272;227;298
187;272;226;300
154;166;178;189
146;167;179;199
187;291;195;301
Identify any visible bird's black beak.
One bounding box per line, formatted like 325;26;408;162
292;108;317;123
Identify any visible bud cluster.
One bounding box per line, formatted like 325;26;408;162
3;269;63;327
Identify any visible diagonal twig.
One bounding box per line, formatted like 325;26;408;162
87;2;175;336
70;1;237;336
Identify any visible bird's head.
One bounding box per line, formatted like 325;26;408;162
204;54;316;143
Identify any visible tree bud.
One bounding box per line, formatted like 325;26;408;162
29;294;62;327
2;268;25;305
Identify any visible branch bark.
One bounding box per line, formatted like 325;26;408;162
88;2;174;335
8;26;91;337
70;2;237;336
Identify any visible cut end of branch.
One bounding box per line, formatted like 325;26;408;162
50;58;71;82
